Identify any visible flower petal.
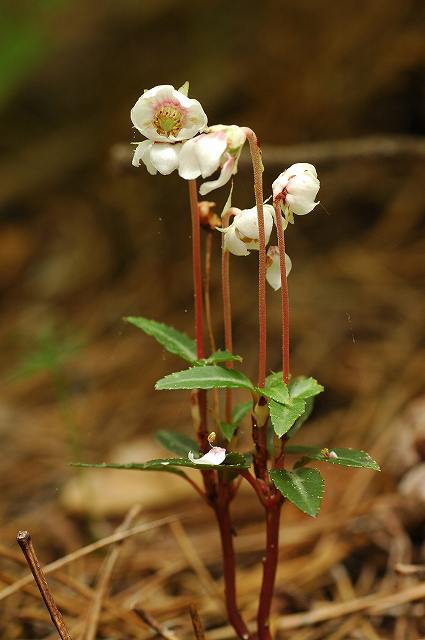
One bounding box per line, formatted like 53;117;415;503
223;223;251;256
266;246;292;291
284;162;317;179
149;142;182;175
199;156;235;196
196;132;227;178
179;132;227;180
132;140;157;174
188;447;227;465
131;84;208;142
235;204;274;245
272;163;318;202
285;193;319;216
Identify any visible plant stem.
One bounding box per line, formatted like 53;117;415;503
204;231;217;355
252;410;269;482
188;180;215;504
188;179;204;360
257;502;282;640
221;211;234;424
273;202;290;384
204;231;221;428
243;128;267;388
240;470;267;505
214;487;253;640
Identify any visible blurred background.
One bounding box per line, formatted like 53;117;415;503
1;1;425;638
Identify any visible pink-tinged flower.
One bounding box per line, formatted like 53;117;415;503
199;125;246;196
131;84;207;143
272;163;320;227
178;130;228;180
132;139;182;174
266;246;292;290
178;125;246;195
188;447;227;465
221;205;274;256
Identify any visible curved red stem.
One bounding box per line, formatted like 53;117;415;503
243;128;267;388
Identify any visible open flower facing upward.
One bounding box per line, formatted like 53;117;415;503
266;246;292;290
131;84;207;174
221;205;274;256
188;447;226;465
131;84;207;142
272;163;320;227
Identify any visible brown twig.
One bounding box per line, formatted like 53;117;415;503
82;505;141;640
16;530;72;640
2;515;178;602
394;562;425;577
169;520;222;606
134;608;178;640
276;581;425;630
189;604;206;640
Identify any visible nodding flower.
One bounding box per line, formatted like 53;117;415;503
272;163;320;227
265;246;292;291
178;124;246;195
220;204;274;256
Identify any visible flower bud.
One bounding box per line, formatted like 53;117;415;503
272;163;320;225
265;246;292;291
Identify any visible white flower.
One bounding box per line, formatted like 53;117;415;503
132;139;182;174
178;131;228;180
199;125;246;196
188;447;226;465
222;205;274;256
272;163;320;226
131;84;207;143
265;246;292;290
177;125;246;195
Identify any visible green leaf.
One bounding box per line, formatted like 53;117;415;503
269;398;306;437
72;459;186;476
232;401;252;425
223;452;250;468
155;365;254;391
286;397;314;439
155;430;197;457
125;317;196;363
265;371;284;386
259;380;290;404
286;445;380;471
220;422;237;442
196;350;243;366
72;453;249;473
270;468;324;517
289;376;324;400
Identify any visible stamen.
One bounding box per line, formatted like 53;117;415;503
153;105;184;137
